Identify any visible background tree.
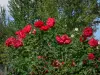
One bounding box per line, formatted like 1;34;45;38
0;6;14;64
9;0;97;30
8;0;37;29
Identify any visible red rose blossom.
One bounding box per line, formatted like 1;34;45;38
52;60;61;68
34;20;44;28
88;38;98;47
64;38;71;44
46;18;55;28
94;64;98;68
13;39;23;48
61;62;65;65
43;70;49;75
5;36;16;47
82;60;87;65
71;60;76;67
56;34;71;45
40;26;49;31
61;34;71;44
83;27;93;37
61;34;69;42
56;35;64;45
45;70;48;73
88;53;95;60
80;35;87;42
22;24;32;33
15;30;26;39
38;56;43;59
30;71;35;75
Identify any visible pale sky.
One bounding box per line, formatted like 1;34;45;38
0;0;9;10
0;0;11;20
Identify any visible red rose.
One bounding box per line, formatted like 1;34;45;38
52;60;61;68
82;60;87;65
98;58;100;61
83;27;93;37
56;35;64;45
88;38;98;47
64;38;71;44
46;18;55;28
71;60;76;67
88;53;95;60
5;36;16;47
80;35;87;42
43;70;49;75
22;24;32;33
40;26;49;31
15;30;26;39
61;62;65;65
32;29;36;35
30;71;35;75
37;56;43;59
45;70;48;73
16;36;23;42
61;34;71;44
61;34;69;42
34;20;44;28
94;64;98;68
56;34;71;45
13;39;23;48
5;36;23;48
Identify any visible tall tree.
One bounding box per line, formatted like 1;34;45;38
9;0;97;30
0;6;14;64
8;0;37;29
56;0;97;28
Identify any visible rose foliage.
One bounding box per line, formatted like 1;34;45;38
5;18;100;75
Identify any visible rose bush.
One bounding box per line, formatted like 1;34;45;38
5;18;100;75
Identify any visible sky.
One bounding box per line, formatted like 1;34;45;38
0;0;9;10
0;0;13;20
94;25;100;40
